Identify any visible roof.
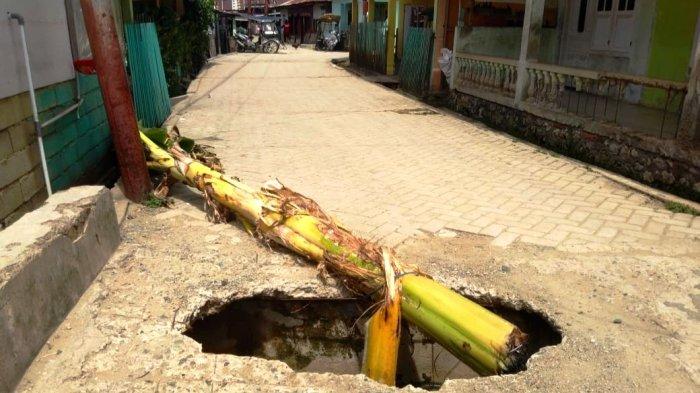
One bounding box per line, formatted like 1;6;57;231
274;0;331;7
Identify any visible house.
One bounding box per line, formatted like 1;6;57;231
0;0;116;228
347;0;443;76
346;0;700;198
216;0;244;11
448;0;700;196
274;0;332;43
331;0;388;34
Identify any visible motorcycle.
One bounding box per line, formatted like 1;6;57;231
234;29;256;52
314;14;342;51
234;18;280;54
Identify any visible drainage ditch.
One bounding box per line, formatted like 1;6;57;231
184;297;561;390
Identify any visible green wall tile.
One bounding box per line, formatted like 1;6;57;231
35;88;57;112
4;75;113;195
54;82;76;105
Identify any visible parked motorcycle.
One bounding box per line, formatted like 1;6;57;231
234;28;256;52
314;14;342;51
233;17;280;54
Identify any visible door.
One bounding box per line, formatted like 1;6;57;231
559;0;594;68
609;0;635;52
592;0;636;55
591;0;613;50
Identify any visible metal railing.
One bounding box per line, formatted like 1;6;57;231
523;62;688;139
452;51;690;139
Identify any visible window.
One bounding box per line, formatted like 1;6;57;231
592;0;635;55
577;0;588;33
618;0;635;11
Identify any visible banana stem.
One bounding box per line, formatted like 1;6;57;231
139;131;527;378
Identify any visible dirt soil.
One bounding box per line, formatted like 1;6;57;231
16;183;699;392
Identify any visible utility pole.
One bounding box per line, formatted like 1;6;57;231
80;0;152;201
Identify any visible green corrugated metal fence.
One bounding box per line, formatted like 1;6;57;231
399;27;434;96
125;22;171;127
350;22;387;74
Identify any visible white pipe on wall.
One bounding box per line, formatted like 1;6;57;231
8;12;53;196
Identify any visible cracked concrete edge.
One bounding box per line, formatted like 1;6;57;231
174;272;566;391
0;186;121;392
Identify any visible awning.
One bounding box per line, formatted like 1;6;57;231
274;0;331;8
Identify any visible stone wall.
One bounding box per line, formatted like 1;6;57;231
451;92;700;202
0;74;114;228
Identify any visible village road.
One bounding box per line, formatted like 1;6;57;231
173;48;699;253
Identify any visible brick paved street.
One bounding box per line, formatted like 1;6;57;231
173;49;700;252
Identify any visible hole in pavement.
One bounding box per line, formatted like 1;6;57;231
184;297;561;390
391;108;438;116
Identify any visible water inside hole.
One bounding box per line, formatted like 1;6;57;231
184;298;561;390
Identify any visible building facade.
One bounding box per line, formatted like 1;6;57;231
0;0;116;227
346;0;700;199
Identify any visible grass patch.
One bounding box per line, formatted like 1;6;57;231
665;201;700;216
143;194;168;208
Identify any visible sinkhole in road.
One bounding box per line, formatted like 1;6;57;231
184;297;561;390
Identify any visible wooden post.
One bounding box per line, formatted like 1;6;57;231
514;0;545;105
386;0;397;75
351;0;359;28
430;0;448;91
120;0;134;23
367;0;375;22
81;0;152;201
678;12;700;145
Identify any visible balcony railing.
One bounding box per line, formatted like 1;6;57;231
524;62;688;138
453;52;518;98
452;51;690;139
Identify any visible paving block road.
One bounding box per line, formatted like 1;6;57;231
173;49;700;253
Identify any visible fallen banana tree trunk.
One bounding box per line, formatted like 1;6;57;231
140;131;528;379
362;250;402;385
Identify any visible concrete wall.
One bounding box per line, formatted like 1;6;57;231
454;26;559;63
642;0;700;107
0;186;120;392
0;75;113;229
0;0;116;229
0;0;76;100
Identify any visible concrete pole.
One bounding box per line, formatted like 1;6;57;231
80;0;152;201
386;0;397;74
367;0;375;22
448;0;464;90
429;0;448;91
514;0;545;105
678;12;700;145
